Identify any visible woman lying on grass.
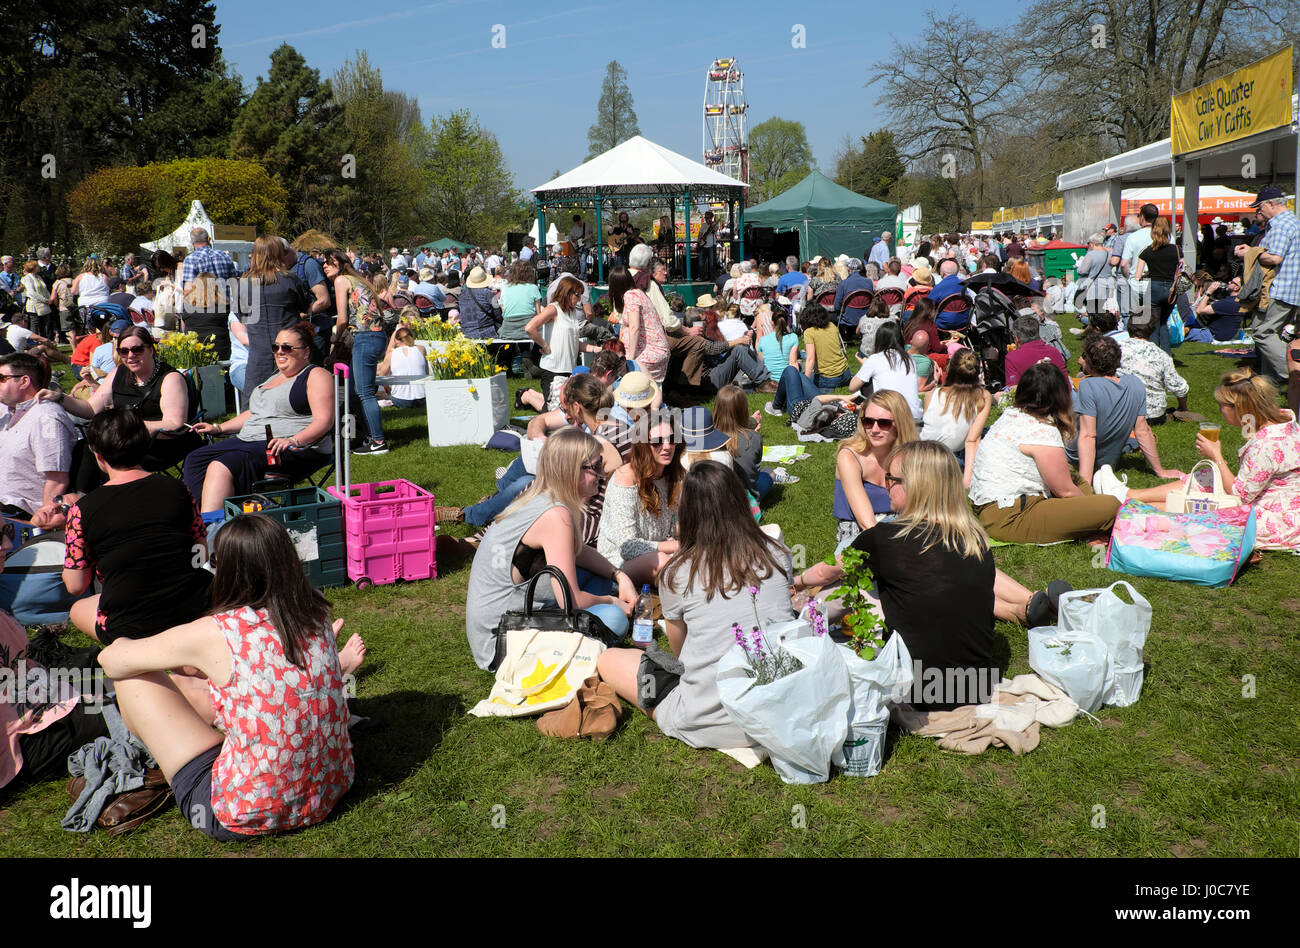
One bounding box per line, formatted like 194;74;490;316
598;460;793;751
796;441;1070;709
98;514;363;841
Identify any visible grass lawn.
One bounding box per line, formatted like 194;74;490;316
2;315;1297;858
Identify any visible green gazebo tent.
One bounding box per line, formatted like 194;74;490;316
418;237;475;252
744;171;897;261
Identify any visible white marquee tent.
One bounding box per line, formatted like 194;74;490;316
140;200;254;268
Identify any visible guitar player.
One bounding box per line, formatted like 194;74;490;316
696;210;717;281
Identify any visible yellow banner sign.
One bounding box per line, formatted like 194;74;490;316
1171;46;1294;155
970;221;993;231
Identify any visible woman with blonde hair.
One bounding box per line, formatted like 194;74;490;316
920;348;992;485
1093;369;1300;551
71;257;110;345
465;427;637;671
795;440;1071;710
377;322;428;408
833;389;919;551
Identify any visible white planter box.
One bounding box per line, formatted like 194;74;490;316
188;364;226;420
424;372;508;447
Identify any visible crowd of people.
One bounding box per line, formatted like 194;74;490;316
3;185;1299;837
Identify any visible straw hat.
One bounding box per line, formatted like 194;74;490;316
465;266;491;289
615;371;659;409
695;293;718;308
909;260;934;285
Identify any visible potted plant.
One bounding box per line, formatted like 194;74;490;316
422;336;507;447
413;314;461;355
155;331;224;419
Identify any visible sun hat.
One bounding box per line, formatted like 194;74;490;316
695;293;718;308
679;405;729;452
910;260;934;285
465;266;491;289
418;267;436;282
614;371;659;409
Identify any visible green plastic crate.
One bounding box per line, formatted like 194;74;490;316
223;486;347;588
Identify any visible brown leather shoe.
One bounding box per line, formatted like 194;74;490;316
757;380;780;394
98;784;174;836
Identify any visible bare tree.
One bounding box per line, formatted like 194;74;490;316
1020;0;1293;150
868;9;1023;220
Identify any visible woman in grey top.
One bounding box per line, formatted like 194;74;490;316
598;461;794;752
465;428;637;671
185;323;333;515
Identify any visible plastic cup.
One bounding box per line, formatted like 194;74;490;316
1199;423;1220;442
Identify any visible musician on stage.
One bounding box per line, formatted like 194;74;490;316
608;211;634;270
697;210;718;281
569;214;588;250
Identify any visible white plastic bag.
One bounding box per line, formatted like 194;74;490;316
716;620;851;784
1027;626;1107;714
837;634;914;777
1058;581;1151;707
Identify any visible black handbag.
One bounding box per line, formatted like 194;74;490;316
490;566;619;671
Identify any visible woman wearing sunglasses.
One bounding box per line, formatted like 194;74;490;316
834;390;918;552
597;416;685;588
465;428;637;671
184;323;333;523
41;325;201;499
796;441;1071;710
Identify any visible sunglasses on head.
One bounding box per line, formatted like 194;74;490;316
272;343;306;353
861;415;895;430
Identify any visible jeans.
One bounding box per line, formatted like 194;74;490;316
755;470;773;502
1145;281;1174;353
706;345;769;390
773;365;821;413
351;330;388;442
391;395;424;408
464;456;533;527
532;568;629;639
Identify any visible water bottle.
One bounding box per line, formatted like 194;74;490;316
632;584;654;648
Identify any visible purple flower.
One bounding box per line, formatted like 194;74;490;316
750;627;765;660
732;622;746;648
748;584;759;600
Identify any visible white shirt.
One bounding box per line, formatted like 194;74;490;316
520;246;535;262
875;274;909;291
485;254;502;273
968;407;1063;508
390;254;409;271
5;324;35;351
854;351;922;420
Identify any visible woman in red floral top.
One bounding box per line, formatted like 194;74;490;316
99;514;364;840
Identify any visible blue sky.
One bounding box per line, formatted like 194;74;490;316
214;0;1022;189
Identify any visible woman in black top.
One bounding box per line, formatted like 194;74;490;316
236;236;310;402
793;441;1070;710
48;326;201;493
1135;215;1182;353
62;409;212;644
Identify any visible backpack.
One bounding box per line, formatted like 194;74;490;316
0;532;88;625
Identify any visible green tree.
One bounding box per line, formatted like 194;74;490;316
421;110;521;247
586;61;640;159
835;130;906;202
748;118;814;203
229;44;347;234
0;0;240;251
331;51;422;247
67;158;287;251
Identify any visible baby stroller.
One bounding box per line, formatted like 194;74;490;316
966;287;1017;392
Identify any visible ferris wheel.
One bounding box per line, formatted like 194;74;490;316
702;57;748;184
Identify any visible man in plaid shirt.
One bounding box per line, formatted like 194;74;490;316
1236;185;1299;384
180;227;239;288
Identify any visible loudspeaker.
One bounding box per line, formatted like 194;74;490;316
506;232;527;253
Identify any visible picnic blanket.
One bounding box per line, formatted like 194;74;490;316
761;445;810;465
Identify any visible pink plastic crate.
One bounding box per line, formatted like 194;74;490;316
327;479;437;588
